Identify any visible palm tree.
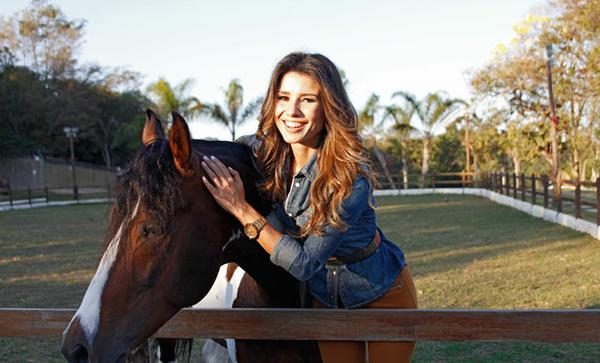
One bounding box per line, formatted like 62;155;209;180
206;79;262;141
146;78;205;126
383;101;416;189
392;91;465;187
358;93;396;189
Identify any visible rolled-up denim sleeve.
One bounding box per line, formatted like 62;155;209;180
270;177;371;281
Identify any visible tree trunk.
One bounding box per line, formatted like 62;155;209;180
420;135;431;188
230;122;236;141
373;145;396;189
103;143;112;169
573;148;580;185
401;154;409;190
512;149;521;188
472;150;480;174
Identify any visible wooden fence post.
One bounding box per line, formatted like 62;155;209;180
8;186;13;209
432;173;436;190
27;187;32;206
520;173;526;201
513;173;517;198
497;172;501;193
495;173;499;192
596;177;600;226
543;175;549;208
575;179;581;219
505;173;510;195
531;174;536;206
44;186;49;204
556;180;562;213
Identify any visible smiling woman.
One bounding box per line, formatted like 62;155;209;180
200;52;418;363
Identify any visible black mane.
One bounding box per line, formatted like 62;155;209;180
106;139;269;245
107;140;183;243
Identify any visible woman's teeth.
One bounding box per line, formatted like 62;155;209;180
285;120;304;128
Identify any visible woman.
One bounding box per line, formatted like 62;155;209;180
201;52;417;363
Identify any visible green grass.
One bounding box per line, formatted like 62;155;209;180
376;194;600;362
1;196;599;362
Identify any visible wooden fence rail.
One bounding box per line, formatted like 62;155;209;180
487;172;600;225
375;171;600;225
0;184;113;209
1;308;600;343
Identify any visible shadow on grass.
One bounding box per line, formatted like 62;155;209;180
0;279;89;308
376;194;592;277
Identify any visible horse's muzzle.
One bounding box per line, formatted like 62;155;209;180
62;316;90;363
61;316;127;363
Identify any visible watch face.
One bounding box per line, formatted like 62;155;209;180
244;224;258;239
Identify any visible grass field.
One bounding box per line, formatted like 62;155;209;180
1;195;599;362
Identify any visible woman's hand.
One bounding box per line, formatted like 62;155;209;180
201;155;249;220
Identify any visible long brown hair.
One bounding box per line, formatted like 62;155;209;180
255;52;375;236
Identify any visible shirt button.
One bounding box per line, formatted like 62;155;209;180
295;182;300;187
288;212;293;217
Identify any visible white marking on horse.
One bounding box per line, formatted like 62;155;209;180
222;228;243;252
194;261;245;363
64;199;141;346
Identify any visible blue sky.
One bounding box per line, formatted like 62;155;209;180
0;0;542;139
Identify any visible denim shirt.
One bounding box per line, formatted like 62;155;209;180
268;153;406;308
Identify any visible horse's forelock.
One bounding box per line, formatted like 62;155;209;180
105;140;184;250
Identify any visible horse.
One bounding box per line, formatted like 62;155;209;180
61;110;322;363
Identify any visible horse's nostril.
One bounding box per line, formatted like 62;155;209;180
72;344;89;363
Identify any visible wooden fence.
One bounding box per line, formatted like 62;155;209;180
376;172;480;190
0;184;113;209
486;172;600;225
376;171;600;225
1;308;599;343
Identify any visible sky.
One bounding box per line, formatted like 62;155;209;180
0;0;542;140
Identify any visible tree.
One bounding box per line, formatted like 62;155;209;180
471;1;600;200
358;94;396;189
206;79;262;141
0;0;85;80
431;123;464;173
383;99;416;189
463;109;506;174
145;77;205;125
392;91;464;187
0;1;150;167
542;0;600;182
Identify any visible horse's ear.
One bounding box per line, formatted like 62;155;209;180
169;111;194;176
142;109;165;145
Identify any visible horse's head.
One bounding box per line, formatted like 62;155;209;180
61;110;242;363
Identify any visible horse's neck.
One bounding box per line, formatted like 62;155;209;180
191;139;270;214
191;140;299;306
222;237;300;308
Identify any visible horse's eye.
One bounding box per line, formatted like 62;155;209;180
140;224;156;238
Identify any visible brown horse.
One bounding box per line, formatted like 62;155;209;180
61;110;321;363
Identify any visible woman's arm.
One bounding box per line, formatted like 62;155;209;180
201;155;281;254
270;179;370;280
201;155;371;280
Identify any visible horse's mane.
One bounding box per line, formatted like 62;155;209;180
106;140;183;245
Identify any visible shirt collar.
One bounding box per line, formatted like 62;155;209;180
296;152;318;182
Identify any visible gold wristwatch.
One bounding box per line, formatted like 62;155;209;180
243;216;267;240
